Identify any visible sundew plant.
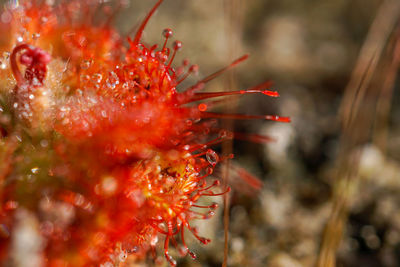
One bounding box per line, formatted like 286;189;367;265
0;0;288;266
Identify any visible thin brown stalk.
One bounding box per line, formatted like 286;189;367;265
222;0;244;266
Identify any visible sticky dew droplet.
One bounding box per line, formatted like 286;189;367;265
3;52;10;59
206;149;219;166
80;74;90;83
80;60;92;70
91;73;103;84
40;139;48;147
162;28;173;38
118;250;127;262
178;245;188;256
32;33;40;40
173;40;182;51
31;167;40;174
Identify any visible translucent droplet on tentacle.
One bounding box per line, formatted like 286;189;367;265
80;60;91;70
166;255;177;266
173;40;182;51
3;52;10;59
32;33;40;40
162;28;173;38
80;74;90;83
91;73;103;84
189;64;199;74
31;167;39;174
206;149;219;166
118;250;127;262
218;129;234;140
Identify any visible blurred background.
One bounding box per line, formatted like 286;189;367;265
117;0;400;266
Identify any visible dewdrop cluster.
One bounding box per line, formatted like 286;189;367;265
0;0;288;266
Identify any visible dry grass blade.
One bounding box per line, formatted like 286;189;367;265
340;0;400;130
317;1;400;267
373;28;400;153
